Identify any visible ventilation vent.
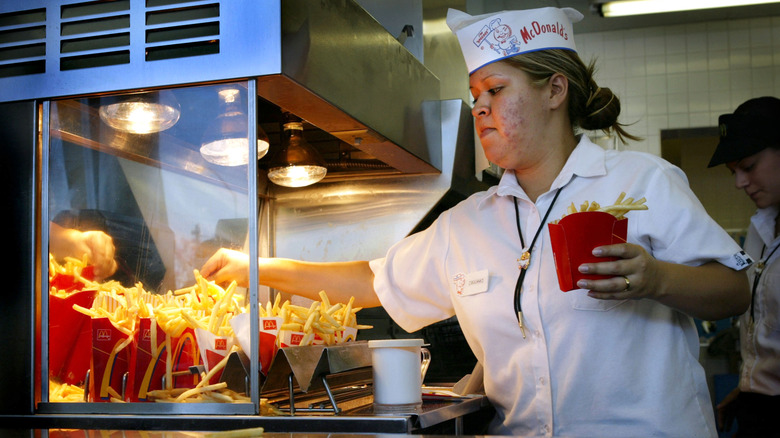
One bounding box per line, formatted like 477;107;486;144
56;0;220;71
144;2;220;61
0;8;46;78
0;1;271;102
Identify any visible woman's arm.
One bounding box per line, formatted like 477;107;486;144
576;243;750;321
200;248;381;308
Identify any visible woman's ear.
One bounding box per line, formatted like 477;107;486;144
548;72;569;110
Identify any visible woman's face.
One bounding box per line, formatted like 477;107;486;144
469;62;552;171
726;147;780;209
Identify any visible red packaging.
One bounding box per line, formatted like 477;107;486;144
49;265;94;292
230;314;280;376
279;330;305;348
194;328;237;385
49;289;97;384
259;318;281;374
89;317;132;402
128;317;167;401
548;211;628;291
168;327;201;389
48;266;96;384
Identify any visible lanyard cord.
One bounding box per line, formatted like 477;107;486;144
513;187;563;338
751;243;780;323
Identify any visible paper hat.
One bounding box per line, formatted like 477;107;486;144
707;96;780;167
446;7;584;74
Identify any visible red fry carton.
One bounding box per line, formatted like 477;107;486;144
49;288;97;385
279;330;305;348
194;328;238;385
231;314;281;376
548;211;628;292
128;317;167;401
90;317;132;402
49;265;95;292
167;327;201;389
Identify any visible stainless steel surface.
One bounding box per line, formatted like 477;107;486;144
3;395;491;434
262;342;372;394
274;99;483;265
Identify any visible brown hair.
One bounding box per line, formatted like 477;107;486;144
502;49;640;144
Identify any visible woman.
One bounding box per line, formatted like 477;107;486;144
709;96;780;437
201;7;750;436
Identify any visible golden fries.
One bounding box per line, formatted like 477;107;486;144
49;252;369;407
553;192;648;223
49;380;85;402
258;291;372;346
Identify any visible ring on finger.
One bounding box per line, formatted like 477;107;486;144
622;276;630;291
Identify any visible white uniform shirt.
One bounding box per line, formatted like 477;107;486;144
739;205;780;396
370;136;750;437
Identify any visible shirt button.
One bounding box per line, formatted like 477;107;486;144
539;376;545;385
534;330;541;338
541;424;549;433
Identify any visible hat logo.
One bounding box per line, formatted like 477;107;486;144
473;18;521;56
472;17;572;59
719;123;727;137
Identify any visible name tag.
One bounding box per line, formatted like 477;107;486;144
453;269;489;296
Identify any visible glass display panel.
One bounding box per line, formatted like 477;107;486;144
45;82;257;405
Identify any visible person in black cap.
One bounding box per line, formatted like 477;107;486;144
709;96;780;438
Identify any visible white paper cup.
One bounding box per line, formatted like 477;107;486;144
368;338;430;413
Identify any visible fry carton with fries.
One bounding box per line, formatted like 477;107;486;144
548;192;648;291
128;316;167;401
48;255;98;385
48;254;371;405
232;290;371;377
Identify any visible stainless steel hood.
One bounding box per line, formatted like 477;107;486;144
0;0;442;176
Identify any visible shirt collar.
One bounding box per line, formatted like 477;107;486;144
751;204;780;248
482;135;607;207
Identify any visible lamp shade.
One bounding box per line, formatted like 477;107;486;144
267;114;327;187
99;90;181;134
200;87;270;166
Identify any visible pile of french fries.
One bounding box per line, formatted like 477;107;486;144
48;255;369;405
49;254;95;298
50;380;85;402
552;192;648;224
260;290;372;346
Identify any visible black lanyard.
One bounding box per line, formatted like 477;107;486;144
750;243;780;323
513;187;563;338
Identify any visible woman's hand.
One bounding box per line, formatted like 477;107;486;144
50;223;117;281
575;243;658;300
199;248;251;288
573;242;750;320
78;230;118;280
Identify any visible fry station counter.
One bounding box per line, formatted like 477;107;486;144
2;395;493;435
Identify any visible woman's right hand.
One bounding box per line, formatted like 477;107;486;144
199;248;251;288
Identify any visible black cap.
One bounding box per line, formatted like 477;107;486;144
707;96;780;168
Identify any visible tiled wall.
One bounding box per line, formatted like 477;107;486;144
576;15;780;156
573;15;780;237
